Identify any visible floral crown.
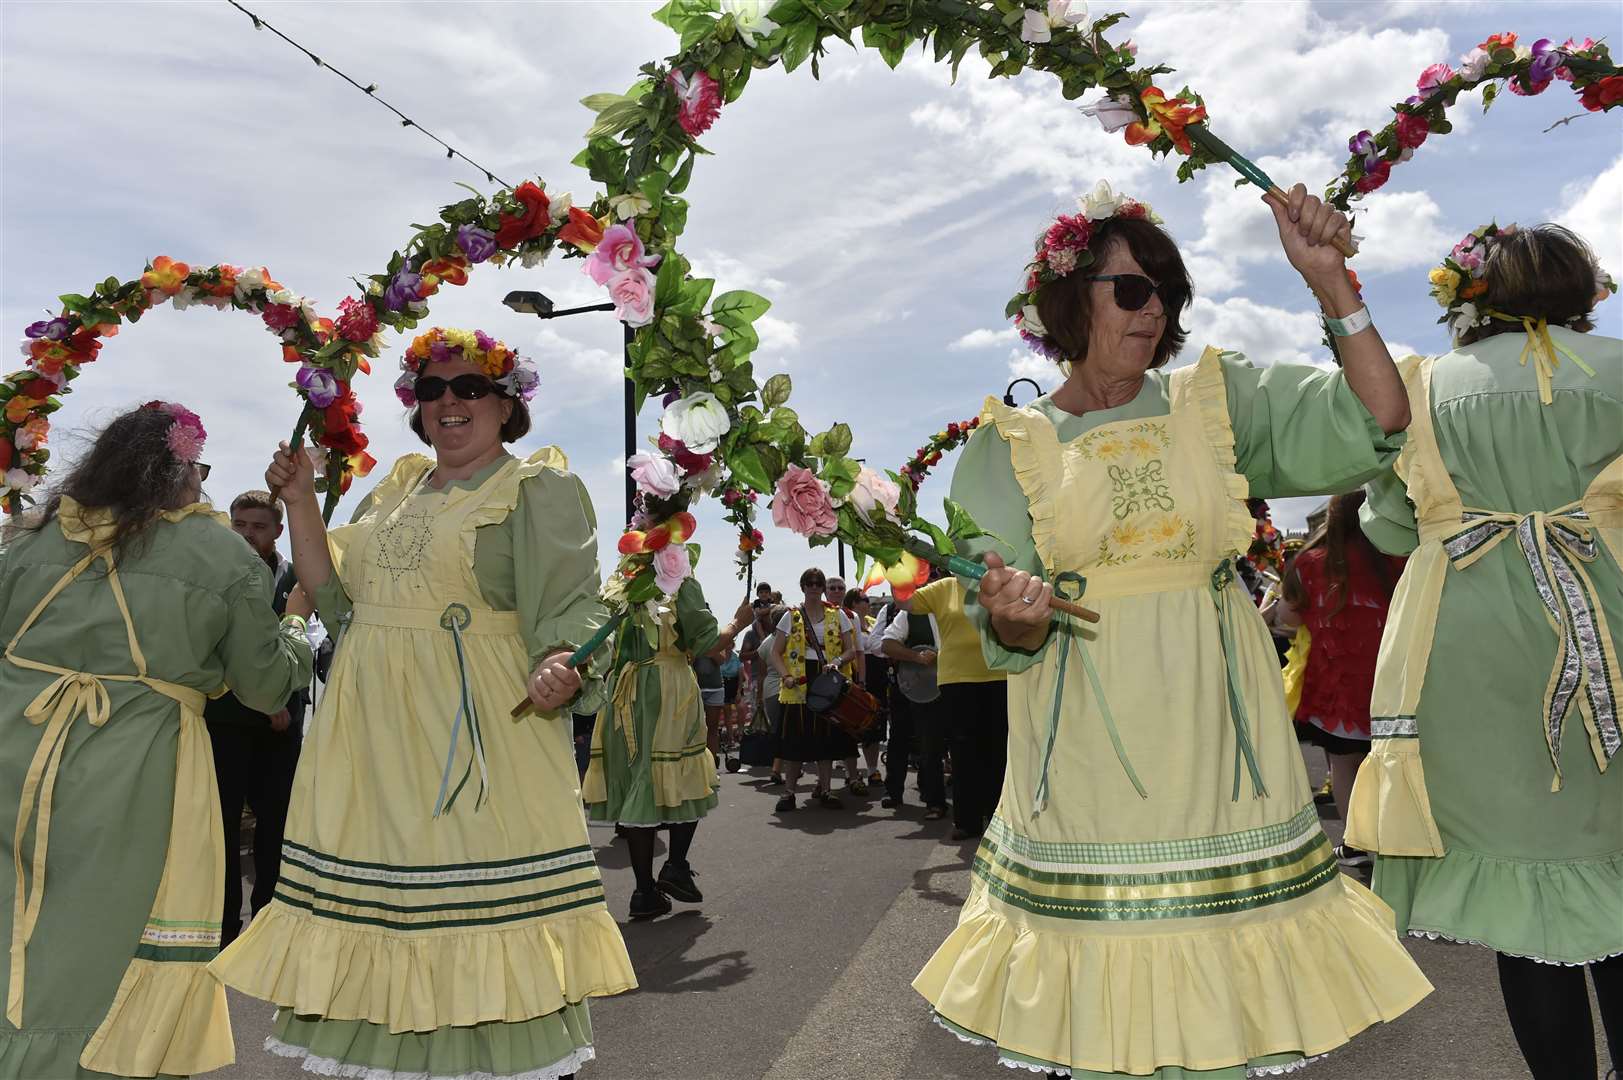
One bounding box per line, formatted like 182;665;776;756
142;400;206;464
1430;223;1618;342
394;326;539;406
1006;181;1163;360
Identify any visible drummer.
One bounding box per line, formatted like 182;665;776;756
884;577;1008;840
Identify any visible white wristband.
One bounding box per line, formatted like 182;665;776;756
1324;306;1373;337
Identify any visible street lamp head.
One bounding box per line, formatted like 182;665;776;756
503;290;555;317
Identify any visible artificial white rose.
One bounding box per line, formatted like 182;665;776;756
661;391;732;454
1021;0;1087;44
1080;94;1137;134
548;191;574;225
720;0;779;46
1020;304;1049;338
233;266;267;301
848;466;902;525
1079;179;1125;221
608;192;653;221
1458;47;1490;81
1450;301;1480;342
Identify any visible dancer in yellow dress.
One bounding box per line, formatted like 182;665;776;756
914;184;1432;1076
212;329;634;1079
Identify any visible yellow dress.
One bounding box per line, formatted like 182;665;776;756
914;349;1432;1077
211;452;635;1079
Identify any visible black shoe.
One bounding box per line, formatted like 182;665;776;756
658;860;703;903
775;793;797;812
628;887;671;920
768;773;784;786
949;827;982;842
880;796;901;809
813;788;844;809
1334;844;1372;869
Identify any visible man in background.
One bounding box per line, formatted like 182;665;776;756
205;490;308;945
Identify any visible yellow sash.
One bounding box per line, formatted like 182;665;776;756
778;605;847;705
4;509;233;1075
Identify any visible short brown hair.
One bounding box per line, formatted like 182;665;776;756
1457;224;1603;346
1035;217;1192;369
799;567;826;590
408;395;532;445
230;489;283;525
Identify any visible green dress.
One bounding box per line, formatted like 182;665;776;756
0;501;311;1080
583;576;721;826
915;351;1430;1079
1358;327;1622;964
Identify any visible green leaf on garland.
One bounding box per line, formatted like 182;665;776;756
1481;82;1499;112
761;373;792;408
726;443;773;493
639;169;672;204
710;289;772;323
915;517;956;557
654;255;685;307
581;92;627;113
824;421;853;457
669;152;697;194
780;19;818;72
944;497;986;541
670;276;715;317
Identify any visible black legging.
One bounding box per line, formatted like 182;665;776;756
624;821;699;893
1498;952;1623;1079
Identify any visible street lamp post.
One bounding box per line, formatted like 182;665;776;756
503;291;636;525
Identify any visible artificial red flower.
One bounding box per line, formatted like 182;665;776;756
0;439;12;471
282;344;303;364
618;530;648;555
668;69;722;137
667;511;698;542
1394;112;1430;149
1580;75;1623;112
558;206;606;252
335;296;378;343
319;393;368;457
1124;86;1208;155
19;378;57;401
494;181;551;249
202;265;239;298
642;525;673;551
1478;32;1517;52
657;433;714;474
1459;279;1488;300
1346;268;1363;297
262;304;302;332
1044;213;1092;254
421;256;470;287
863;551;932;603
1353;159;1392;194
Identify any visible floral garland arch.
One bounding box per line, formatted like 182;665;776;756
1;261;378;517
1324;32;1619;209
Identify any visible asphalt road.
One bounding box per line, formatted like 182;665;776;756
213;751;1611;1080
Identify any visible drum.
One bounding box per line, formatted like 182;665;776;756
825;680;880;739
896;659;940;704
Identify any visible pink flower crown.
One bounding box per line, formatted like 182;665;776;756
143;400;206;464
393;326;540;406
1006;181;1163;360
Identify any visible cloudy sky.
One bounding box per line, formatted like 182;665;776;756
4;1;1619;608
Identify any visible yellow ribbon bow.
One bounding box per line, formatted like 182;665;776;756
1486;311;1597;405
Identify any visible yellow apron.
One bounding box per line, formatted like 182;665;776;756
1346;356;1623;855
5;510;231;1077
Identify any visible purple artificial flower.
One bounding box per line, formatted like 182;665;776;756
457;224;499;264
662;390;682;406
1530;39;1561;78
1347;130;1380;169
428;339;457;364
474;329;496;352
508;364;540;402
394;370;418;407
24;317;73;341
296;365;340;408
384;269;423;312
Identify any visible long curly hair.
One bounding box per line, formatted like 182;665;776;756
1283;491;1394;619
28;405;199;567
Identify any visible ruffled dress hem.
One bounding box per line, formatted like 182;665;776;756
913;877;1431;1077
1374;845;1623;966
209;903;637;1033
586;791;718;828
265;1036;593;1080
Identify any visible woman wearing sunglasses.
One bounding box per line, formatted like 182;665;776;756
213;328;634;1080
913;182;1430;1078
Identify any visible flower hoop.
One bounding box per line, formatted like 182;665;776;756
2;261;379;516
1326;34;1621;210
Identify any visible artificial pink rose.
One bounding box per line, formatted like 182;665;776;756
628;450;681;498
771;464;837;537
607;267;656;327
1416;62;1455;94
1394;112;1430;149
584;223;661;286
653;542;692;595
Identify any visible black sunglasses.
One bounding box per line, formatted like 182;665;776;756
1084;274;1179;312
414;374;496;402
194;462;211;481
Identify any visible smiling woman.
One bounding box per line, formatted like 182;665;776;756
208;327;636;1080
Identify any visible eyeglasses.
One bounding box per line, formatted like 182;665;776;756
1084;274;1179;312
414;374;497;402
194;462;211;481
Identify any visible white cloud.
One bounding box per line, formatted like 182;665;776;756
950;327;1019;351
1553;155;1623;278
1344;191;1453;276
1007;346;1060;387
1180;295;1331;369
756;315;802;354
